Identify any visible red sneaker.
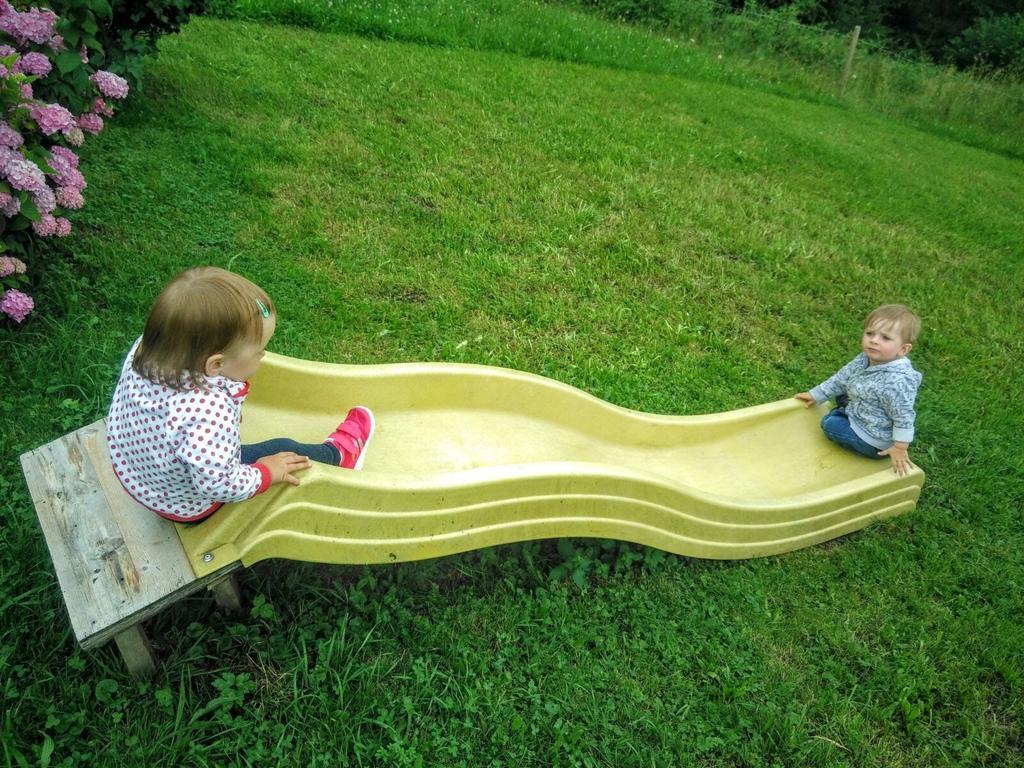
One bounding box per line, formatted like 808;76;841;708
326;406;375;470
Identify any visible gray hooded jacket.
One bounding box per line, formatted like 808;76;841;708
810;353;922;449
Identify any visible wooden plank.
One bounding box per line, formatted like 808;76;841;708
20;420;241;650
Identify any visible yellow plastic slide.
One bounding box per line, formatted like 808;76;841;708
178;353;924;577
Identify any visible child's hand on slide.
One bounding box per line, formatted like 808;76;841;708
794;392;816;407
259;452;313;486
877;442;913;476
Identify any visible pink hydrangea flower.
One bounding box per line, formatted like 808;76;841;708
0;44;15;58
30;103;74;136
14;51;51;77
55;186;83;209
63;166;86;191
19;82;32;100
49;33;63;51
64;126;83;146
77;112;103;135
2;152;46;193
54;216;71;236
31;212;55;235
0;121;23;149
93;98;114;118
1;288;33;322
90;70;129;100
32;185;55;213
0;191;19;217
0;146;19;172
0;64;8;78
0;6;57;46
0;255;26;276
47;147;85;191
50;145;79;169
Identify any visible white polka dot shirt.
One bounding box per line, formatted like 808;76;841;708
106;337;270;521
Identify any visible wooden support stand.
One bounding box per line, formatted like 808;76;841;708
20;420;242;676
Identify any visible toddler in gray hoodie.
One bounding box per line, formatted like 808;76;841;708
795;304;922;476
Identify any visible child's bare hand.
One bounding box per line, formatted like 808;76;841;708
877;442;913;476
794;392;816;407
258;452;312;486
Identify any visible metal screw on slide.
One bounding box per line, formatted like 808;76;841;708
203;552;214;563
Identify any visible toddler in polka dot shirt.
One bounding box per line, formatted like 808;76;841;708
106;266;375;522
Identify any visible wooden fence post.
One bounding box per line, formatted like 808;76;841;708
837;25;861;99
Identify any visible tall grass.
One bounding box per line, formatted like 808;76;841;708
678;3;1024;157
206;0;1024;159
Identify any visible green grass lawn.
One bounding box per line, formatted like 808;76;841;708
1;9;1022;768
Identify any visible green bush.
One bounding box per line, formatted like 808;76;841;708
42;0;207;97
949;13;1024;72
27;0;108;115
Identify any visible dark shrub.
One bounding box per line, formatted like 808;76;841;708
43;0;207;98
949;13;1024;72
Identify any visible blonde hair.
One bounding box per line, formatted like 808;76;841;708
133;267;274;389
864;304;921;344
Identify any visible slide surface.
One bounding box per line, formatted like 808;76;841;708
178;353;924;577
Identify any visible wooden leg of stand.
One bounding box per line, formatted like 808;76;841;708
113;623;156;677
209;573;243;614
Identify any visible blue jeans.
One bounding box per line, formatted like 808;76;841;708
820;409;885;459
173;440;339;527
241;438;340;467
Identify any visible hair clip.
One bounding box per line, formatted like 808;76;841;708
256;299;270;318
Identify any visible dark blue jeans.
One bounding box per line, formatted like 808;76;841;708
241;438;340;467
820;409;885;459
174;440;340;527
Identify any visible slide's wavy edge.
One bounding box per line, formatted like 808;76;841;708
177;354;924;577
